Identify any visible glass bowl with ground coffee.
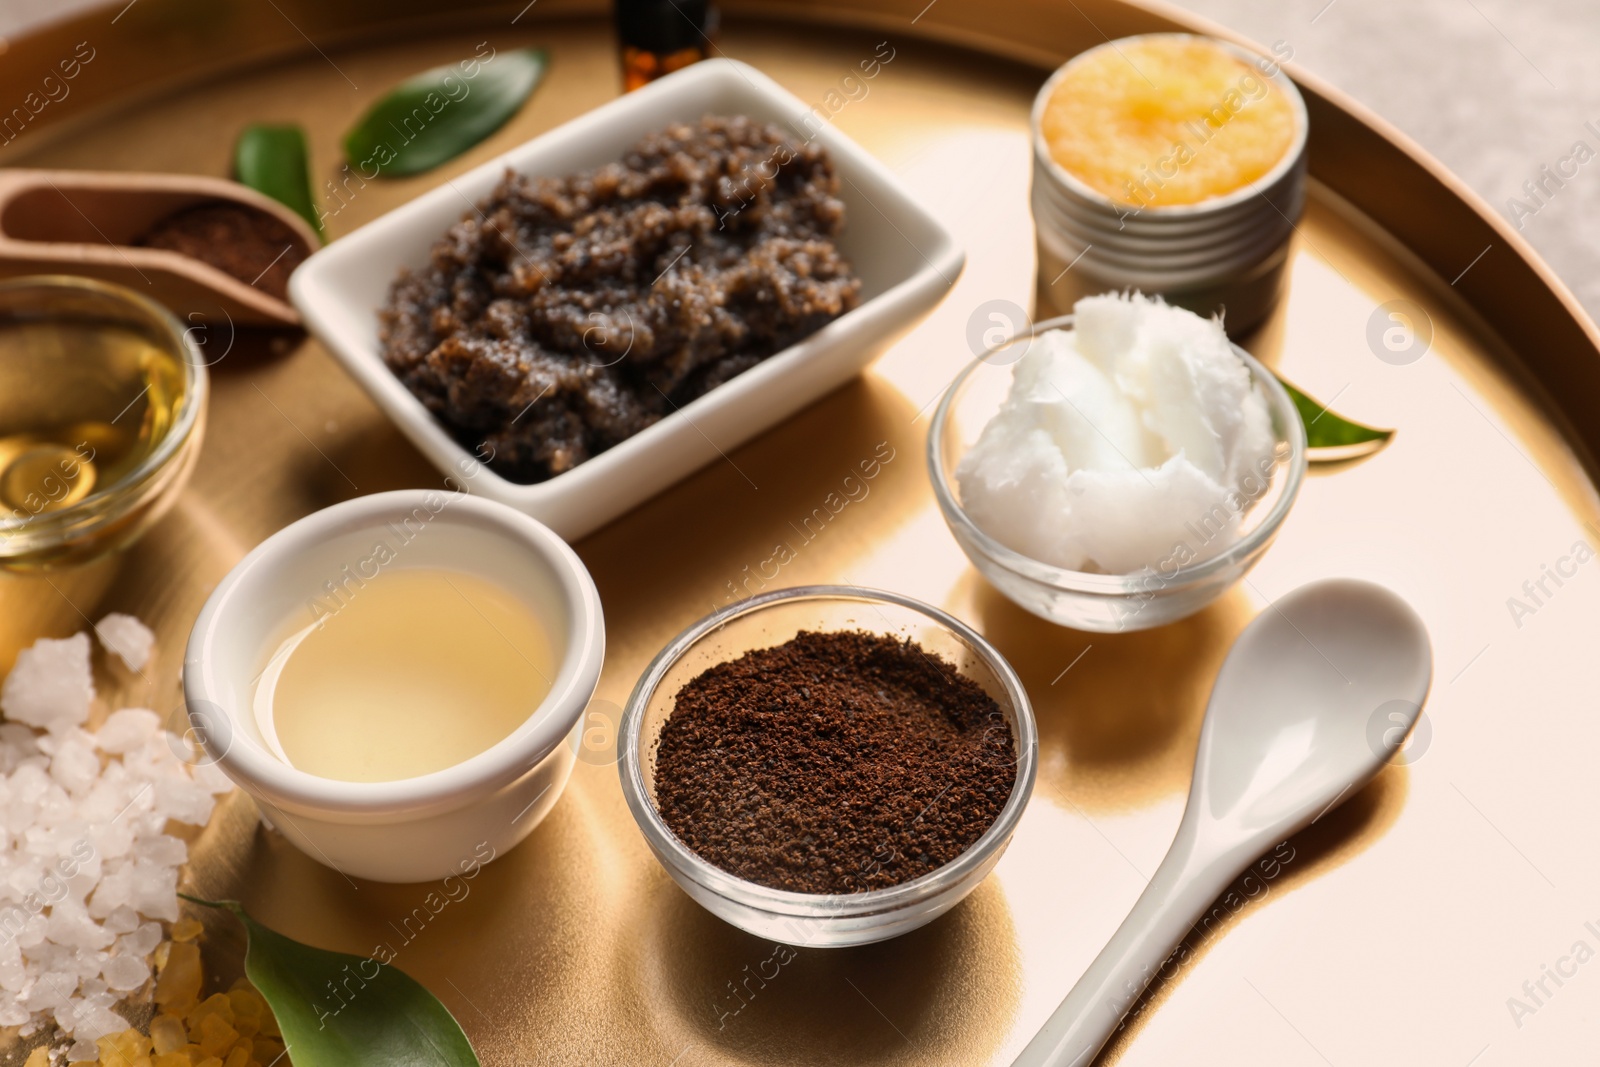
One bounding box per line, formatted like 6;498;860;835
619;585;1037;947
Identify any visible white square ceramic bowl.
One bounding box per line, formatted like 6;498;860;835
290;58;965;540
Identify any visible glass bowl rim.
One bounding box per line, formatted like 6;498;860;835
617;584;1039;918
0;274;209;535
925;312;1309;594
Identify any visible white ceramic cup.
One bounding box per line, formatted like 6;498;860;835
183;490;605;883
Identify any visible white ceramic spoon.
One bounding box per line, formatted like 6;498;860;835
1013;578;1432;1067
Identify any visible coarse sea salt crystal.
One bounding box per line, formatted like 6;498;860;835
93;709;161;755
94;614;156;673
87;864;135;919
44;899;112;952
74;1001;128;1041
101;954;149;992
18;914;47;949
153;777;216;829
100;906;139;937
0;634;94;733
130;862;180;922
192;759;235;796
0;620;236;1044
24;978;68;1012
118;922;163;958
48;733;101;797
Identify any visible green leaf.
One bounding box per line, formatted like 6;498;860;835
343;48;548;178
234;123;324;239
1277;375;1394;460
181;896;479;1067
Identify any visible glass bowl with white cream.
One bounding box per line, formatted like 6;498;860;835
929;294;1305;632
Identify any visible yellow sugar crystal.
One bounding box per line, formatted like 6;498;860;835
227;988;264;1023
1041;36;1298;207
152;1055;191;1067
250;1037;284;1064
97;1028;152;1065
233;982;279;1037
154;941;172;971
198;1012;240;1058
170;918;205;943
187;992;234;1031
25;1049;49;1067
154;941;203;1014
223;1048;250;1067
96;1052;151;1067
196;1058;224;1067
151;1014;189;1056
228;992;262;1038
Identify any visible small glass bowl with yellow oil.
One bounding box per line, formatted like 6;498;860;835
0;275;207;570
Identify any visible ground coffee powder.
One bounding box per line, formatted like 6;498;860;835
137;202;309;301
653;629;1017;894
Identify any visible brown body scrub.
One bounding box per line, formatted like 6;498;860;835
136;202;309;301
378;115;862;484
653;630;1017;894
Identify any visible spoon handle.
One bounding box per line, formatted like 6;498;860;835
1012;834;1238;1067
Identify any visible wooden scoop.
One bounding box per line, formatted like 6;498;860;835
0;169;319;326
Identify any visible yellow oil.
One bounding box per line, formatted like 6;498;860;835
0;320;186;520
1041;37;1298;207
256;567;558;783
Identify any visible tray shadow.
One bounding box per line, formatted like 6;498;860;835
621;873;1021;1066
580;373;926;640
965;577;1256;813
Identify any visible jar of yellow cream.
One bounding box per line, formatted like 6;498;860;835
1030;34;1308;335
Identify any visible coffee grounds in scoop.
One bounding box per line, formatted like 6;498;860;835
136;201;309;301
652;629;1017;894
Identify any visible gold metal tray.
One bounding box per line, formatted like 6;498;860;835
4;2;1597;1063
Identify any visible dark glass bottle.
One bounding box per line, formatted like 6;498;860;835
614;0;718;92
